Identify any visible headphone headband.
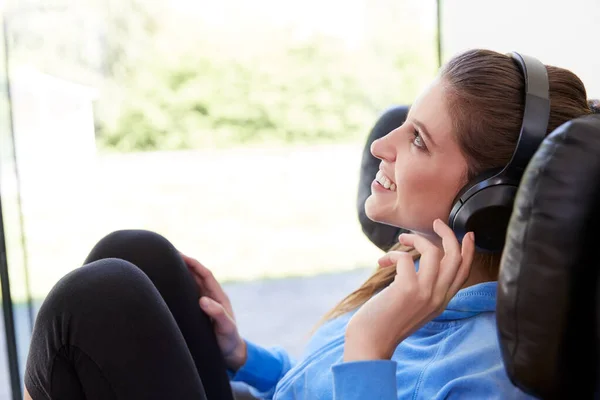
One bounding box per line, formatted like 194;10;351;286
501;52;551;181
454;52;551;205
448;51;551;253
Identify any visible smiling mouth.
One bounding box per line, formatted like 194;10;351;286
375;170;397;191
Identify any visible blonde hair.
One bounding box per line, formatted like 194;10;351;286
314;243;502;328
315;243;417;326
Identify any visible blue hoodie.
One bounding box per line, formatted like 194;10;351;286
229;280;536;399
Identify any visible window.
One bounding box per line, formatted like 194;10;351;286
1;0;438;395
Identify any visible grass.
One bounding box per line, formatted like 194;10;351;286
3;142;383;302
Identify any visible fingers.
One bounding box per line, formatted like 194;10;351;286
398;220;475;308
378;251;406;268
199;296;237;335
378;251;417;283
460;232;476;269
181;253;211;278
181;253;230;307
433;219;462;267
182;254;213;291
393;251;418;286
447;232;475;297
398;233;439;256
432;219;464;290
399;233;440;287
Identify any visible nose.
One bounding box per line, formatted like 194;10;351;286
370;131;396;162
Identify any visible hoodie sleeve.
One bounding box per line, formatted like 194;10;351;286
332;360;398;400
330;359;538;400
439;365;539;400
228;339;296;399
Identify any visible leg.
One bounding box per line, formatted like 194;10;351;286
25;258;207;400
83;229;234;400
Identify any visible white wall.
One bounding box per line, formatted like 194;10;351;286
441;0;600;98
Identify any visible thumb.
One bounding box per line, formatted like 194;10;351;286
199;296;237;335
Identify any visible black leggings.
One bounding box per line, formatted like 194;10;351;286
24;230;235;400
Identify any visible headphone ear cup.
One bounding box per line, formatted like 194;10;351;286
451;168;503;205
451;184;518;253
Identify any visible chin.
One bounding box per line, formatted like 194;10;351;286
365;201;401;228
366;206;424;235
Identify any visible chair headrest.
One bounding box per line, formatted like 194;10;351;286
497;114;600;399
357;106;410;251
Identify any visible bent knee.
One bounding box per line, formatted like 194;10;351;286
38;259;153;319
97;229;176;251
86;229;180;263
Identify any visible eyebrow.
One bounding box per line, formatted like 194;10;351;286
412;119;436;148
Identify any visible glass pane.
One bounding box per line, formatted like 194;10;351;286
5;0;437;303
1;3;30;398
4;0;438;371
0;310;11;400
0;11;12;392
4;0;108;310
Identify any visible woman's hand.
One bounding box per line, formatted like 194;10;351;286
181;253;247;372
344;219;475;361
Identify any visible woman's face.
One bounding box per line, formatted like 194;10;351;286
365;78;469;237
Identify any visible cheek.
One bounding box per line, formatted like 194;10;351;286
395;160;462;216
395;160;435;195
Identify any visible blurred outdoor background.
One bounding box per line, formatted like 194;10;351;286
1;0;598;398
1;0;439;396
2;0;438;303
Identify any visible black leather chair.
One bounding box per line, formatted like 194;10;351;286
497;113;600;399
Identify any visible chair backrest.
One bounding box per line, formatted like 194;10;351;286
497;114;600;399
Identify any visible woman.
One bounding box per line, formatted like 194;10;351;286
24;49;599;399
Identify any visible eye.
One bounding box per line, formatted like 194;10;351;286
412;129;426;150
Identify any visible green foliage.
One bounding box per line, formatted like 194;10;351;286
97;38;436;151
7;0;438;152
